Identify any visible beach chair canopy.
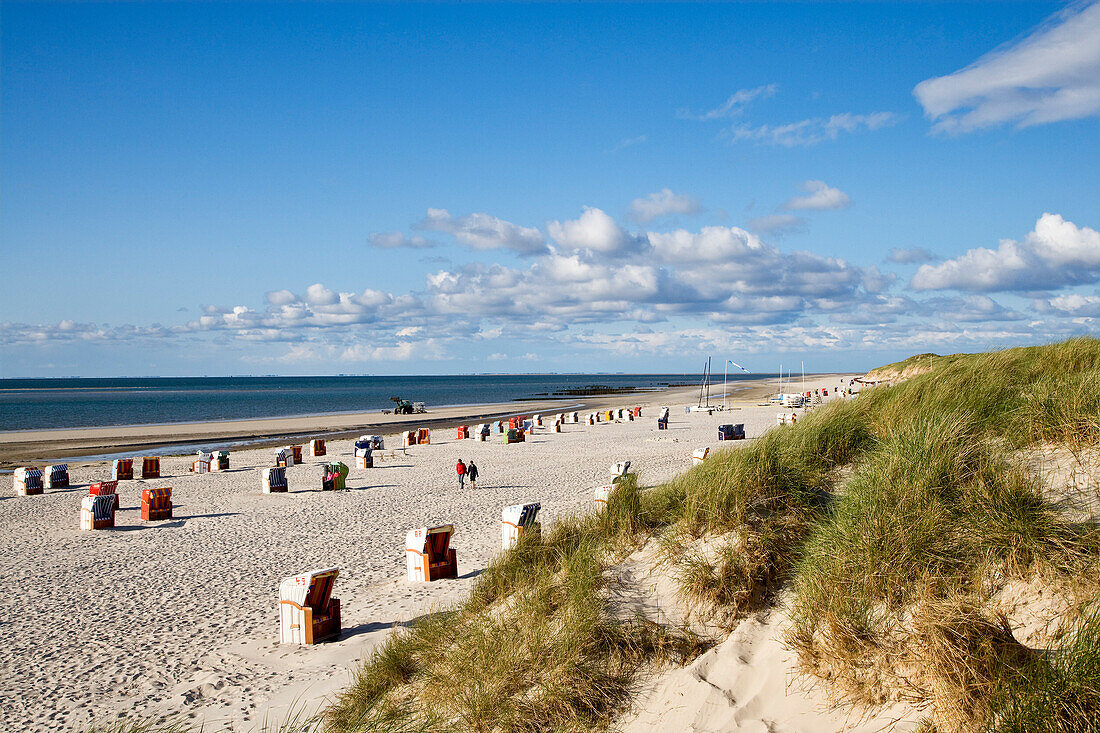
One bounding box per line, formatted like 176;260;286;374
609;461;631;476
406;525;455;562
89;480;118;496
502;502;541;529
279;567;339;611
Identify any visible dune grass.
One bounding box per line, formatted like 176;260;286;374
325;338;1100;732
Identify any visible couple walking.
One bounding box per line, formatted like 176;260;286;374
456;458;478;489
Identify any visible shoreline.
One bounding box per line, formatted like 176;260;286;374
0;375;848;467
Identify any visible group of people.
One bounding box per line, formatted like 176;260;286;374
455;459;479;489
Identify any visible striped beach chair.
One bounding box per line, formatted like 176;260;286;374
44;464;69;489
354;447;373;469
279;567;341;645
141;487;172;521
290;445;303;464
571;411;580;423
14;467;44;496
501;502;541;551
405;525;458;582
213;451;230;471
263;466;288;493
80;494;115;530
403;430;417;448
309;439;326;458
141;457;161;479
112;458;134;481
416;428;430;445
274;448;292;468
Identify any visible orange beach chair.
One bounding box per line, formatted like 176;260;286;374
141;487;172;521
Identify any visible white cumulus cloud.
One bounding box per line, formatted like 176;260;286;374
547;207;643;255
416;208;547;256
911;213;1100;292
628;189;702;223
782;180;851;211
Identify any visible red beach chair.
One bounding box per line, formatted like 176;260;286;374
89;480;120;510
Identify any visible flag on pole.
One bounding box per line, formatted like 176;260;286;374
728;360;748;372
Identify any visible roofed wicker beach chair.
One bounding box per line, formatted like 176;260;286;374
263;466;288;493
141;487;172;521
141;457;160;479
692;447;709;466
44;464;69;490
321;462;348;491
405;524;458;582
213;451;230;471
112;458;134;481
14;467;43;496
80;494;116;530
279;567;341;645
308;439;326;458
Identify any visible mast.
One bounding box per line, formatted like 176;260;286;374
706;357;712;407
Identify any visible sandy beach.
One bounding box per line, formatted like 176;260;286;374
1;375;870;731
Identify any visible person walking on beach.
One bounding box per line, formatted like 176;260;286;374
467;460;478;490
456;459;467;489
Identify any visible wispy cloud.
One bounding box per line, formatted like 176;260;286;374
729;111;901;147
369;232;440;249
627;189;702;223
914;1;1100;133
782;180;851;211
678;84;778;120
605;134;647;153
888;247;938;264
747;214;806;236
415;208;548;256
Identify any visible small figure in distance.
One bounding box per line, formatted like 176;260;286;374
456;458;467;489
467;460;478;490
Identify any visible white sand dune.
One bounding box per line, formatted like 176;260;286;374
0;376;863;731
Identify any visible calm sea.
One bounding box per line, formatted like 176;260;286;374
0;374;766;432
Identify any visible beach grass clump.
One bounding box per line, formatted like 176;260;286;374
326;477;703;732
989;604;1100;732
785;408;1100;728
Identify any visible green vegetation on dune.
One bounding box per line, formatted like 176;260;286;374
327;338;1100;732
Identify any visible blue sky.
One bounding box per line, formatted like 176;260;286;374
2;1;1098;377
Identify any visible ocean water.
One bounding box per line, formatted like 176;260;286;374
0;374;766;431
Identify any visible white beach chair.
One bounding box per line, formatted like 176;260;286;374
14;467;44;496
405;525;458;582
263;466;288;493
692;448;709;466
44;464;69;489
278;567;341;645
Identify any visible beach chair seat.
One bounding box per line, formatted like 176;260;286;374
633;407;642;417
141;457;161;479
193;455;212;473
717;424;734;441
213;451;230;471
263;466;288;493
309;439;327;458
112;458;134;481
89;480;120;510
404;430;418;448
80;494;115;530
291;445;304;464
417;428;430;445
14;467;44;496
554;419;562;433
586;413;595;426
501;502;541;550
279;567;341;644
321;462;349;491
732;423;745;440
274;448;291;468
571;411;579;423
533;414;542;426
457;425;469;439
692;448;709;466
405;525;458;582
141;487;173;521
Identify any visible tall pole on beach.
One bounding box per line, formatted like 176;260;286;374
723;360;728;410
